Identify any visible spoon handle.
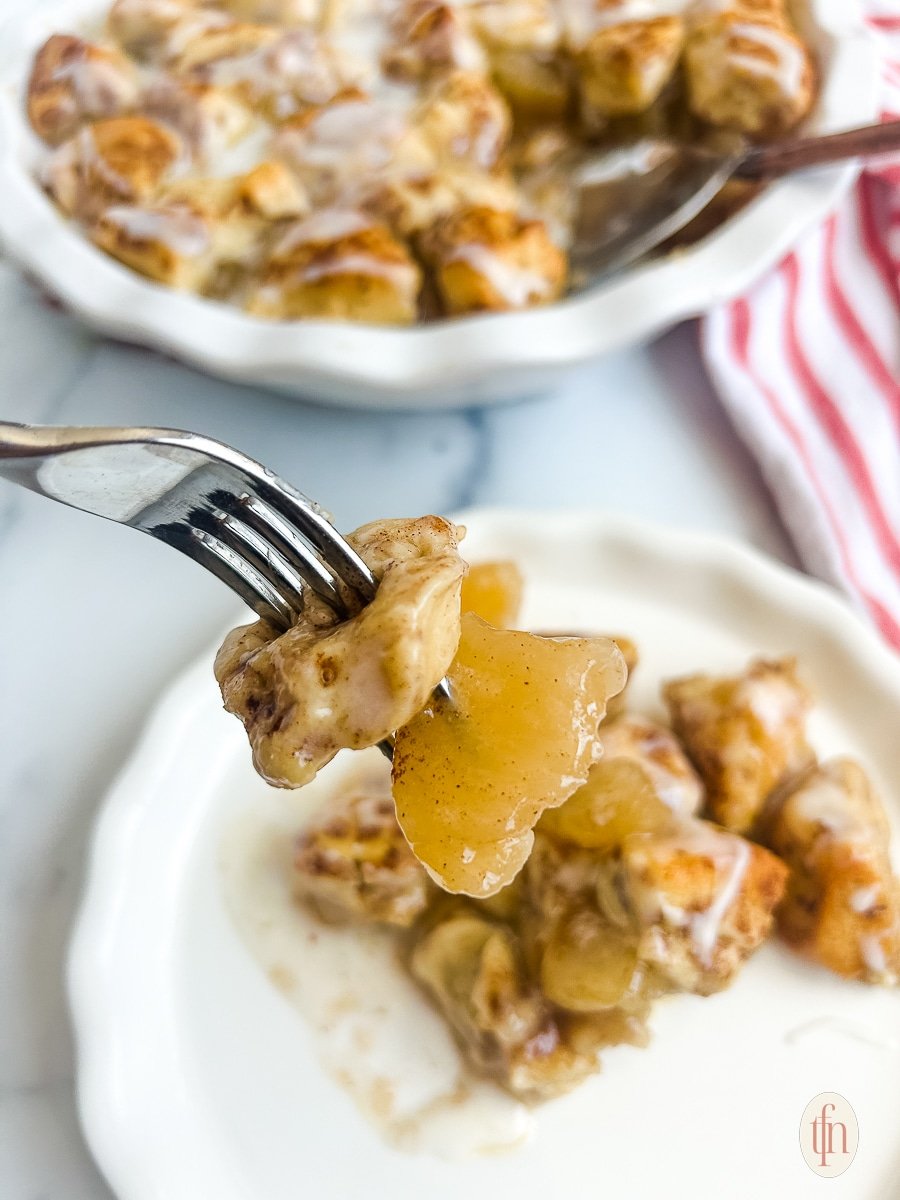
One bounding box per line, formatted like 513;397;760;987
736;120;900;179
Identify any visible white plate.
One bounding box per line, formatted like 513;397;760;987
68;511;900;1200
0;1;880;408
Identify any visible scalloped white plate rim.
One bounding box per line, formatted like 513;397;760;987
66;510;900;1200
0;0;881;407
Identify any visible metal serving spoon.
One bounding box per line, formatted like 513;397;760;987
571;120;900;283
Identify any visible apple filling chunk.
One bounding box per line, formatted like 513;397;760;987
392;613;627;896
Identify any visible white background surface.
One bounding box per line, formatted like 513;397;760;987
0;253;802;1199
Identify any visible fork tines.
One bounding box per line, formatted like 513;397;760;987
134;447;376;631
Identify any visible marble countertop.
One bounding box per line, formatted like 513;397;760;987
0;259;795;1198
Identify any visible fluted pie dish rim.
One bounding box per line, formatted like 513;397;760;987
0;0;880;408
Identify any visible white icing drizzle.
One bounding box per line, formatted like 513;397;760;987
384;1;490;78
106;0;186;51
276;208;376;250
313;100;403;157
142;77;254;164
102;204;211;256
464;112;507;171
111;0;186;24
450;0;560;52
445;24;490;72
850;884;882;914
789;777;858;837
272;208;417;290
860;933;889;977
321;0;427;104
645;764;702;815
448;243;551;306
208;30;350;115
691;833;750;965
164;9;237;58
281;99;409;177
784;1017;900;1052
687;0;744;11
38;136;77;195
727;22;807;99
560;0;686;49
297;249;417;284
629;823;752;967
50;53;137;116
741;671;804;734
76;125;133;196
601;718;703;816
209;123;272;177
296;247;416;284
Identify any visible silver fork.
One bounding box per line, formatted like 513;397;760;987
0;421;450;750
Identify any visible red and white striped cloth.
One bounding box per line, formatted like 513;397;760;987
702;2;900;649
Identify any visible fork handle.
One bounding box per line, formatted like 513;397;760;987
736;120;900;180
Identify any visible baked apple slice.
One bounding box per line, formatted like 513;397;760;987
392;613;626;895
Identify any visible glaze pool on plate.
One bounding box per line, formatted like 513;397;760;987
67;512;900;1199
219;757;534;1158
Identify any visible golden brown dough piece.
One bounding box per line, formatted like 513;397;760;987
602;820;789;995
524;803;784;1003
410;909;596;1099
196;29;356;121
466;0;568;119
292;769;433;926
159;159;308;221
41;116;182;220
244;208;422;322
91;161;306;290
355;166;518;242
215;516;466;786
224;160;310;218
107;0;190;58
691;0;785;16
220;0;321;23
382;0;487;81
465;0;560;57
274;92;435;208
600;714;704;816
107;0;229;62
663;656;814;835
764;758;900;985
167;18;278;73
491;52;570;121
575;16;685;125
141;76;252;160
416;71;512;172
421;205;567;315
91;198;219;288
684;10;815;139
27;34;139;145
